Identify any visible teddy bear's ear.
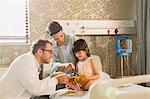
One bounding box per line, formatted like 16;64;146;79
68;77;76;85
75;75;89;86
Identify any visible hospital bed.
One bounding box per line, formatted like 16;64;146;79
89;74;150;99
50;55;150;99
50;74;150;99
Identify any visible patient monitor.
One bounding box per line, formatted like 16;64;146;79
116;35;132;56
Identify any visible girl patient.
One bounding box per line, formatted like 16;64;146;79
66;39;100;91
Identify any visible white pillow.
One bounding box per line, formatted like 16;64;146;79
0;68;8;78
100;71;111;80
91;55;102;71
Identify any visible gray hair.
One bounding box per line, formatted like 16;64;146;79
32;39;52;54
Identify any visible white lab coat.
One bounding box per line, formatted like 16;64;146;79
0;52;58;99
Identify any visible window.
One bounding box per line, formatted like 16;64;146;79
0;0;29;45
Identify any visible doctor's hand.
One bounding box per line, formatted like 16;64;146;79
55;73;70;84
50;72;64;78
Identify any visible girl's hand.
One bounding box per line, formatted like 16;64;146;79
83;80;94;91
66;82;82;91
75;83;82;91
66;63;75;70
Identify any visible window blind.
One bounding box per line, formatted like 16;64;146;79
0;0;29;44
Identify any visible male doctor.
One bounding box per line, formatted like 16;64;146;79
0;39;69;99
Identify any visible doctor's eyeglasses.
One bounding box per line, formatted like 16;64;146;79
41;49;57;58
42;49;53;54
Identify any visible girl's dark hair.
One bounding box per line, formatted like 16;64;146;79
72;39;90;64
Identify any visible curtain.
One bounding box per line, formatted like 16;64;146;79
137;0;150;75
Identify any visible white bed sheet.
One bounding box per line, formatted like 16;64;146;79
116;85;150;99
51;72;150;99
51;84;150;99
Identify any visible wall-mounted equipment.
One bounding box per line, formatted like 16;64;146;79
54;20;136;35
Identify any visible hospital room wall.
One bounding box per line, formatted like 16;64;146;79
0;0;137;78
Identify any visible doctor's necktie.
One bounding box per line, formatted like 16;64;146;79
39;65;43;80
